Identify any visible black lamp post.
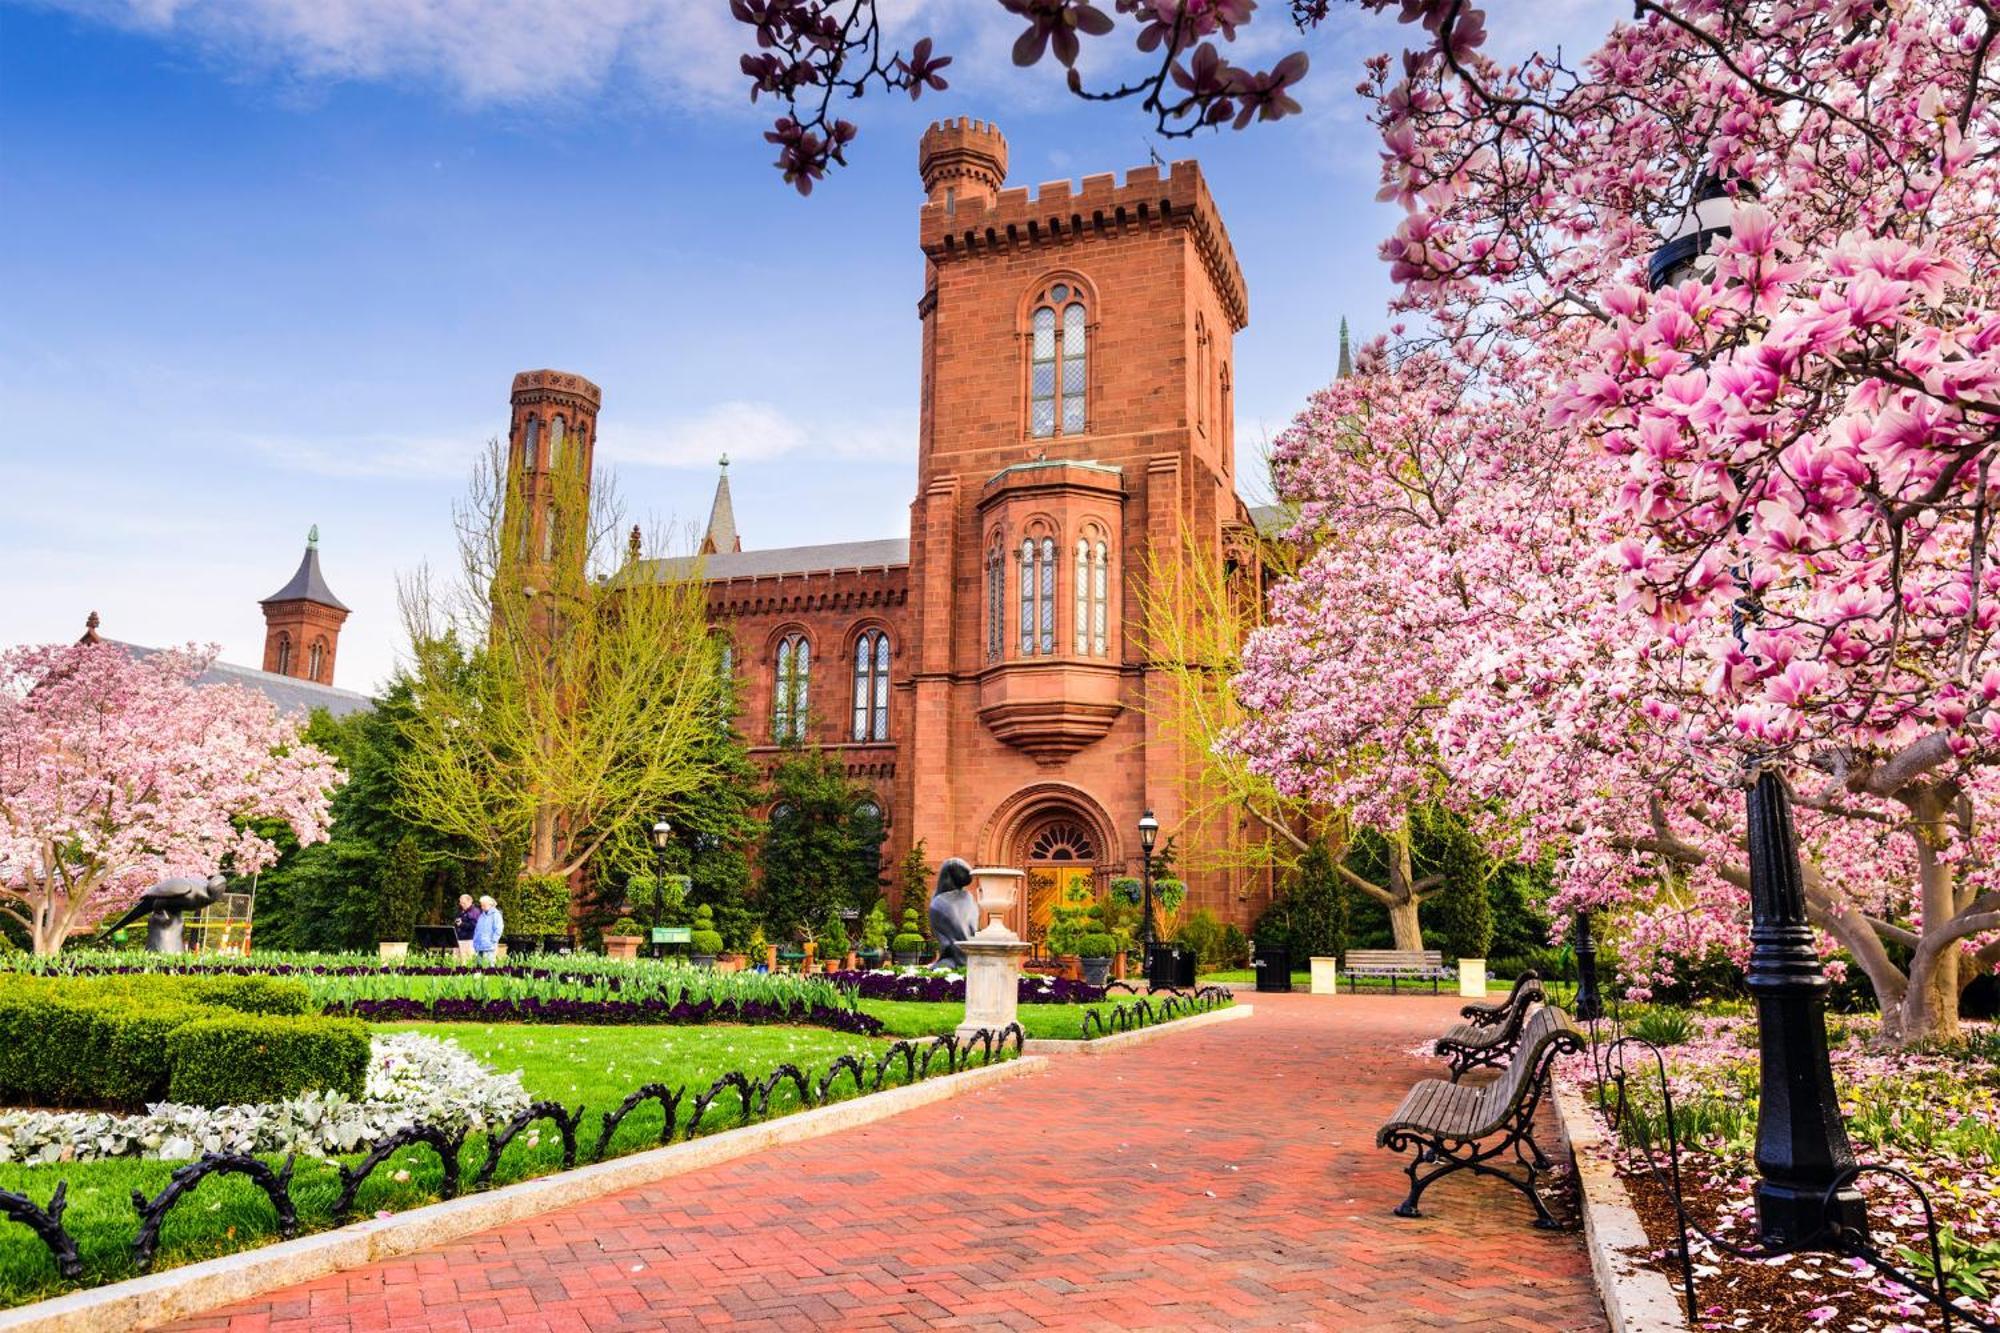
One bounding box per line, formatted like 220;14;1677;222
1137;810;1159;957
1649;180;1865;1249
1572;911;1604;1023
648;820;673;951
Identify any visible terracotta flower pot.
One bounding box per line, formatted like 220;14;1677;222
603;934;641;961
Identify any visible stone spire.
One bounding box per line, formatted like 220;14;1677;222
78;611;101;645
699;455;742;555
1337;317;1353;379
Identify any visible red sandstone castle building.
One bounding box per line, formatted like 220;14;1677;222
501;121;1273;938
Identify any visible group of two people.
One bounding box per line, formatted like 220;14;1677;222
452;893;504;962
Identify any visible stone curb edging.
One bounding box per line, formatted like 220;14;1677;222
2;1055;1048;1333
1554;1084;1691;1333
1022;1001;1252;1054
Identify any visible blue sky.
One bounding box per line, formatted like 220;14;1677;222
0;0;1621;692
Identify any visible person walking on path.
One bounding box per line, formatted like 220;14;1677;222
472;895;504;964
452;894;481;960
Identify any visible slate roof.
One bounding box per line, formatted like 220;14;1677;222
637;537;910;584
114;640;375;719
1248;503;1292;535
260;538;349;612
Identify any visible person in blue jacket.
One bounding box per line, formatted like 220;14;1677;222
472;895;504;963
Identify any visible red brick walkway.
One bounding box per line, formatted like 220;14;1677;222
167;993;1604;1331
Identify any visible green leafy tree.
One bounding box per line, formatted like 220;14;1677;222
375;836;426;944
249;682;470;951
1255;840;1350;962
756;747;881;936
898;839;932;935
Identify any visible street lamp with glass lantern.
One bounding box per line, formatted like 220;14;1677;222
1137;810;1160;966
648;820;673;951
1646;179;1866;1249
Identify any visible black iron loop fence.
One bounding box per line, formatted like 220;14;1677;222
0;1022;1029;1286
1079;985;1234;1038
1592;1033;1998;1333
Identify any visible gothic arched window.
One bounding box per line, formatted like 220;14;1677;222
1028;282;1088;439
274;633;292;676
522;415;541;471
550;415;567;468
773;634;810;743
851;629;890;742
985;537;1005;663
1018;535;1057;656
307;639;325;682
1073;531;1110;657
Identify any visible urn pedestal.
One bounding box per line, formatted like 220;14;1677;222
957;867;1031;1042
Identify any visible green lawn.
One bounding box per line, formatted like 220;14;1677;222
0;1022;887;1306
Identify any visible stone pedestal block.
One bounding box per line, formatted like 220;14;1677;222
1310;956;1340;995
957;936;1031;1041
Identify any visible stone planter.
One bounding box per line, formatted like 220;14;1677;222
1080;956;1112;987
1457;958;1486;999
717;953;748;974
691;953;718;968
378;941;409;960
603;934;642;962
1310;956;1340;995
893;950;923;968
857;950;884;970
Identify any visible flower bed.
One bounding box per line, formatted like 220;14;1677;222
1580;1014;2000;1331
0;1033;527;1165
821;969;1107;1005
10;952;882;1035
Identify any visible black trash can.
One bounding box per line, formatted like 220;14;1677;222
1252;943;1293;993
1146;942;1197;989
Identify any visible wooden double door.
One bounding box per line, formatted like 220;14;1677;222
1025;865;1097;952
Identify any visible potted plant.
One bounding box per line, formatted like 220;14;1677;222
1077;931;1118;987
603;915;644;961
689;903;724;967
891;907;926;967
816;913;851;974
857;902;889;969
746;924;770;972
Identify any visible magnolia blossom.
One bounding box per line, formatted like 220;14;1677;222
1238;0;2000;1041
0;641;342;953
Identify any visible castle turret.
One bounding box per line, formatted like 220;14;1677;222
919;118;1008;213
504;369;601;575
260;525;350;684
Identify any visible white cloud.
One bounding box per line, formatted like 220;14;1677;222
601;400;911;469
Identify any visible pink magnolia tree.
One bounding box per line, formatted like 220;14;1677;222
0;641;342;954
1237;0;2000;1041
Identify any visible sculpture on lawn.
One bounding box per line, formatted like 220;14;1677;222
105;875;228;954
927;858;977;967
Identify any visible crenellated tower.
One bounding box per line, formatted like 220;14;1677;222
503;370;601;581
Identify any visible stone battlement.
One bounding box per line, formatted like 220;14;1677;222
919;158;1248;331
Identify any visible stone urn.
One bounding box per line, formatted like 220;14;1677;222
969;867;1025;937
957;867;1032;1042
1080;956;1112;987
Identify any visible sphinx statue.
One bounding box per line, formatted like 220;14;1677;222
926;858;978;967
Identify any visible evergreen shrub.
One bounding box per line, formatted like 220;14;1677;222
167;1013;370;1105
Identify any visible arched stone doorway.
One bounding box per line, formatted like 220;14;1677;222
979;784;1120;947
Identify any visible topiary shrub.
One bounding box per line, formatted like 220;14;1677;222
891;907;926;958
817;913;851;960
510;874;573;938
607;916;643;937
0;974;357;1110
167;1013;370;1106
1077;932;1118;959
859;902;889;954
690;903;725;956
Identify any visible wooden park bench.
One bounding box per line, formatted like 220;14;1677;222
1459;970;1541;1027
1376;1005;1584;1227
1434;974;1543;1081
1344;948;1454;994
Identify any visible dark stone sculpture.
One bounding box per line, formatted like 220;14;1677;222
105;874;227;953
927;858;978;967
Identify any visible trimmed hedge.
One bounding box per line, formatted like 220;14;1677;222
166;1014;369;1105
0;973;350;1111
